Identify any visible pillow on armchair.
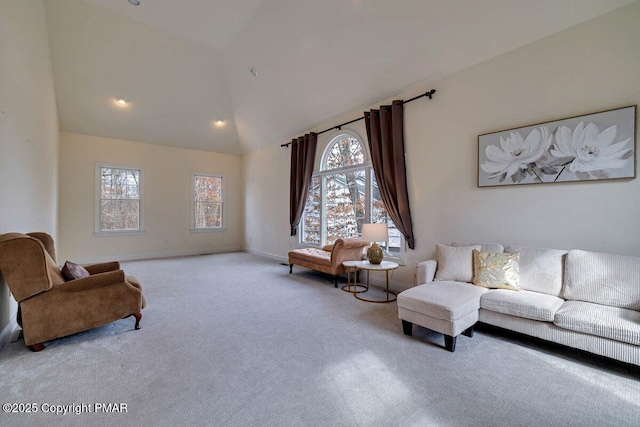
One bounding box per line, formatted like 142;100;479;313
61;260;90;281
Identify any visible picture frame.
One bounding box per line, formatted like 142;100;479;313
477;105;636;187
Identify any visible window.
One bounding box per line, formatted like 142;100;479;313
192;174;223;230
96;164;143;233
300;132;404;259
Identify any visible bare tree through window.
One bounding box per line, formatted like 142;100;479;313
100;167;141;231
194;175;223;229
301;134;401;254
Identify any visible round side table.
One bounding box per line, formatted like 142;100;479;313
351;260;399;303
342;260;368;293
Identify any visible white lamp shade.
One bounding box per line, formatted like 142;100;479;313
362;223;388;243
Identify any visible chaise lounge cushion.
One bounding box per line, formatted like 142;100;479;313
504;246;567;297
480;289;564;322
554;301;640;346
288;247;332;267
564;249;640;310
288;238;368;280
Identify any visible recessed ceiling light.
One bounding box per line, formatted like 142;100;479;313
116;97;128;105
128;0;140;6
214;120;225;127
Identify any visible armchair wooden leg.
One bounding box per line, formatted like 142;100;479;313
289;264;293;274
133;312;142;330
28;343;46;352
333;276;338;288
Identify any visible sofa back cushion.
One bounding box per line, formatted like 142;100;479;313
451;242;504;253
504;246;567;297
564;249;640;310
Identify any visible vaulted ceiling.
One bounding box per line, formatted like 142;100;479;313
45;0;636;155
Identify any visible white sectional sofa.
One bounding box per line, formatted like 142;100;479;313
397;242;640;366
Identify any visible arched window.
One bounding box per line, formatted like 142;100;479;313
322;135;365;170
301;132;402;257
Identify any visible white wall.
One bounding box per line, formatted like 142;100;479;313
0;0;59;337
58;133;243;263
243;2;640;288
244;144;292;259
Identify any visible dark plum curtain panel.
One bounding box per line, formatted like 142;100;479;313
364;100;416;249
289;133;317;236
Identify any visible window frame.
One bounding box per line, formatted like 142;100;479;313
191;172;225;232
94;163;145;236
299;131;406;264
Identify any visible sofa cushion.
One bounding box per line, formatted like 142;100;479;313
554;301;640;346
472;250;520;290
504;246;567;297
288;248;332;267
397;281;487;321
564;249;640;311
480;289;564;322
434;244;481;283
451;241;504;253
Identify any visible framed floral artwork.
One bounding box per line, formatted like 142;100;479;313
478;105;636;187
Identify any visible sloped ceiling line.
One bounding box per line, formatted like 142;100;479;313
46;0;636;155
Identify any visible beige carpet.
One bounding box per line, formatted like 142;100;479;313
0;252;639;426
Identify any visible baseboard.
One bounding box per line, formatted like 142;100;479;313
0;317;19;352
73;247;244;265
245;248;288;264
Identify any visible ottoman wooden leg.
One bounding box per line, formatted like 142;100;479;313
444;335;457;352
462;326;474;338
402;320;413;336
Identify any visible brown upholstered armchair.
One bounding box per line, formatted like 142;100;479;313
0;232;145;351
288;238;368;287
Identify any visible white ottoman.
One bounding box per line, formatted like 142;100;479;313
397;281;488;352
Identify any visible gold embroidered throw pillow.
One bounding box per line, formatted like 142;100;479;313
473;250;521;290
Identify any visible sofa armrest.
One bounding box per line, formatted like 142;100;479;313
417;260;437;284
56;270;126;292
84;261;121;275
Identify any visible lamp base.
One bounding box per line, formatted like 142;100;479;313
367;243;384;264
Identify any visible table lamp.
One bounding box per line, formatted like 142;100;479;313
362;223;388;264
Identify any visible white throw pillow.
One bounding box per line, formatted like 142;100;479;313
434;244;481;283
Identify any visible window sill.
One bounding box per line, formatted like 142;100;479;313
298;243;321;249
94;230;145;237
190;228;226;233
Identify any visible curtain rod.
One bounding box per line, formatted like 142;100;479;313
280;89;436;147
